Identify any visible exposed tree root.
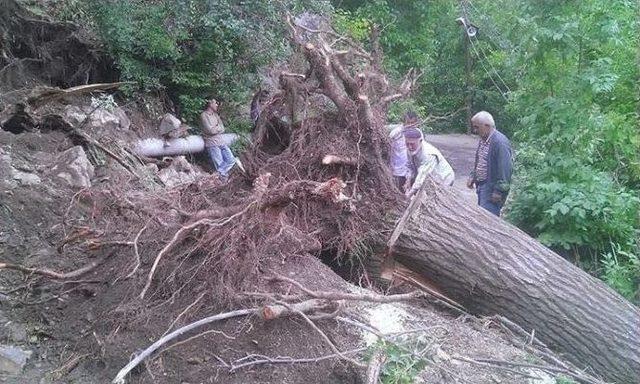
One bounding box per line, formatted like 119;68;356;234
0;261;100;280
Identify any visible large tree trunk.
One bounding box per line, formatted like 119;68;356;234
386;178;640;384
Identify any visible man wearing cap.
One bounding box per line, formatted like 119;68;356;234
467;111;513;216
387;111;420;193
404;126;455;197
200;98;236;181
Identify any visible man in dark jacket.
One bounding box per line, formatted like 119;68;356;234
466;111;513;216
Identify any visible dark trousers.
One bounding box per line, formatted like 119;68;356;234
394;176;407;193
476;182;503;216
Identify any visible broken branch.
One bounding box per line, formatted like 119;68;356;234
112;308;257;384
112;298;351;383
365;349;386;384
269;273;425;303
0;261;100;279
229;347;367;372
27;81;134;107
322;154;358;166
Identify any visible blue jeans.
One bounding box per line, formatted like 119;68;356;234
477;182;503;216
207;145;236;177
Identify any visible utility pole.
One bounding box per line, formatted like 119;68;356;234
458;0;473;134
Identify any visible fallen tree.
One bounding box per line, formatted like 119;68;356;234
385;178;640;383
60;13;639;383
3;10;637;384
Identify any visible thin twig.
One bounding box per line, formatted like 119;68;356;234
124;220;150;279
336;316;383;338
229;347;367;372
0;261;100;279
157;328;234;356
269;273;425;303
452;355;542;380
140;202;255;299
161;291;207;337
112;308;257;384
276;300;364;368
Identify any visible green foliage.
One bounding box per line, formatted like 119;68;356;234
387;100;430;131
369;339;428;384
555;376;579;384
333;9;371;41
497;0;640;296
507;159;639;252
601;241;640;301
334;1;471;132
83;0;332;127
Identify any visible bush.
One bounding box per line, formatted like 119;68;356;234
507;157;639;253
507;151;640;297
84;0;332;127
601;241;640;302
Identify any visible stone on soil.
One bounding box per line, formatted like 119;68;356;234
0;345;32;374
49;146;94;188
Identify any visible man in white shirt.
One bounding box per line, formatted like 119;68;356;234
404;127;455;197
387;111;419;193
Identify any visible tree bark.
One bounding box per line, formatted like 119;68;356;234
386;178;640;384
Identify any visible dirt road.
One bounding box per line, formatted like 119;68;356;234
425;133;478;204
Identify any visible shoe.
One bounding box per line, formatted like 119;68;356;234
234;158;246;174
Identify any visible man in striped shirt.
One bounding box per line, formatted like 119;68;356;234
466;111;513;216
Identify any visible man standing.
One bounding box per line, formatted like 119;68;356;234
200;98;236;181
467;111;513;216
404;126;455;197
387;111;419;193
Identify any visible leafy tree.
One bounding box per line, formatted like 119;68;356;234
489;0;640;298
87;0;333;124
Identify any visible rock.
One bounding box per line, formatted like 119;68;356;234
91;108;121;131
64;105;131;131
6;323;28;343
49;146;95;188
0;345;32;374
0;149;41;187
159;113;181;136
157;156;205;187
63;105;87;127
0;152;18;189
12;169;41;186
114;108;131;130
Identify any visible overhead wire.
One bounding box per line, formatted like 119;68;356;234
472;37;512;94
467;0;513;50
463;0;512;98
468;37;509;101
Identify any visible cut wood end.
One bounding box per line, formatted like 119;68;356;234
380;269;394;281
322;155;337;165
261;306;276;320
380;262;395;281
305;43;315;50
322;155;357;166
